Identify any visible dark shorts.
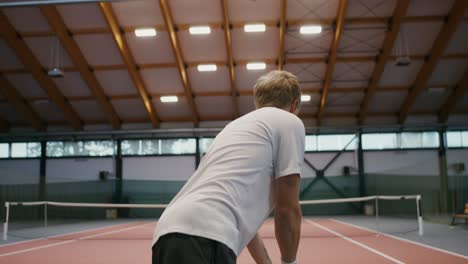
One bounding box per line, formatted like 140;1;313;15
152;233;236;264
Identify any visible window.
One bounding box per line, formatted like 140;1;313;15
83;141;114;156
462;131;468;147
446;131;462;148
122;139;196;155
362;133;398;150
446;131;468;148
421;132;439;148
305;135;317;151
317;134;356;151
160;139;196;154
47;140;115;157
0;143;9;158
200;138;215;153
122;140;159;155
400;132;422;148
11;143;27;157
10;142;41;158
27;142;41;157
47;142;64;157
64;141;85;156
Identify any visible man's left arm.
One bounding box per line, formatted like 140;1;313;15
247;232;272;264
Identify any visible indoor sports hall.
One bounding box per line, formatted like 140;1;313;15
0;0;467;263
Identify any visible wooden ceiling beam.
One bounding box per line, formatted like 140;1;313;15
398;0;468;124
285;57;326;64
220;0;239;119
278;0;287;70
159;0;199;125
317;0;348;125
7;85;435;105
3;53;467;75
358;0;410;124
16;15;468;38
99;2;160;128
46;109;454;126
41;6;121;130
236;58;277;65
0;74;45;131
438;68;468;122
0;12;83;130
288;15;468;26
131;115;233;123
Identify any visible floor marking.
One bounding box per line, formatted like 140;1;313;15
0;222;153;257
0;221;152;248
331;219;468;260
306;219;405;264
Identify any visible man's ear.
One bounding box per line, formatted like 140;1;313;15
289;99;300;114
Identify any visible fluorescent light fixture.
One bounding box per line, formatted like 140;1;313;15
197;64;217;72
160;96;178;103
301;95;311;102
189;26;211;35
300;25;322;34
135;28;156;38
244;23;266;33
134;28;157;37
246;62;266;70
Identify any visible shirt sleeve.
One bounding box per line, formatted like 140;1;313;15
274;116;306;179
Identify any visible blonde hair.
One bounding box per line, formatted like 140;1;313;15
253;70;301;110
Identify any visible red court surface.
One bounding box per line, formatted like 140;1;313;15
1;219;467;264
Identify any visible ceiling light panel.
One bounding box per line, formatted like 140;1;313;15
300;25;322;34
197;64;217;72
301;95;311;102
160;96;179;103
244;23;266;33
134;28;157;37
189;26;211;35
246;62;266;70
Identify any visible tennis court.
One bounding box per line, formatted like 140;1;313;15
1;217;468;264
1;196;468;263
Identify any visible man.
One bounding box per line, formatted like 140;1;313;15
152;70;305;264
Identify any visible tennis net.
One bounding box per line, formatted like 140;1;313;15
2;195;423;241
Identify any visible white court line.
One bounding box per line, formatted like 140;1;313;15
0;221;151;248
0;222;153;257
306;219;405;264
331;219;468;261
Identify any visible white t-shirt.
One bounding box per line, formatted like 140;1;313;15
152;107;305;255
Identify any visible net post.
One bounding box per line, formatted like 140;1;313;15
3;202;9;240
44;203;48;228
416;195;423;236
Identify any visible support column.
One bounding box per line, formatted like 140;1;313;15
114;139;123;203
438;130;449;214
357;131;366;197
195;137;201;169
38;141;46;201
38;141;46;219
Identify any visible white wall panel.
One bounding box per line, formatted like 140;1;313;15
0;159;40;184
47;158;114;182
303;152;358;178
123;156;195;181
364;150;439;176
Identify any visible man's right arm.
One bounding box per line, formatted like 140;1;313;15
274;174;301;263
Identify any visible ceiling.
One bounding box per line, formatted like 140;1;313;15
0;0;467;133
